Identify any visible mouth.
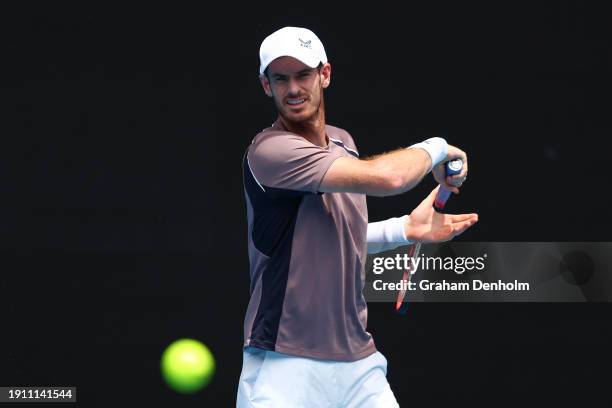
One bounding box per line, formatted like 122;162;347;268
286;98;306;107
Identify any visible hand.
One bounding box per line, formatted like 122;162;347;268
404;186;478;243
432;144;468;194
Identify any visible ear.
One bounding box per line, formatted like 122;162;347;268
259;74;274;97
320;63;332;89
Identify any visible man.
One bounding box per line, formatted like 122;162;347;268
237;26;478;407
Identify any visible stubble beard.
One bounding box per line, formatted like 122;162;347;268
278;91;325;134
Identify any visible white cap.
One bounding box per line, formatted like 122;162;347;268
259;26;328;75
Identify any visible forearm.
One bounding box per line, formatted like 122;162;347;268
320;137;448;197
365;148;432;196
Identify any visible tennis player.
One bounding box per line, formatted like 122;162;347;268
237;26;478;407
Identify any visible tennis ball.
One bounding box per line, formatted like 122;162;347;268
160;338;215;394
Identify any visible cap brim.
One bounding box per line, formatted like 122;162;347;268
260;49;321;75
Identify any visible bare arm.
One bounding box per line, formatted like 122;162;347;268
320;140;468;197
319;147;432;197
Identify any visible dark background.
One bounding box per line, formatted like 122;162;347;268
2;2;611;407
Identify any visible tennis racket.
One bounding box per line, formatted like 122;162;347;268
395;159;463;313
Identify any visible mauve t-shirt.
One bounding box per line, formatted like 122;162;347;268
242;118;376;361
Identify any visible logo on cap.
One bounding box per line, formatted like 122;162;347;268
298;38;312;49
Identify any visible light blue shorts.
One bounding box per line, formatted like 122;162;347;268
236;347;400;408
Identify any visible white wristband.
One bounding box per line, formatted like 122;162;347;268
367;215;412;244
409;137;448;170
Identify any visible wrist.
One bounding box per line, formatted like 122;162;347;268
396;215;413;243
367;216;413;245
403;214;415;243
409;137;448;170
383;215;411;244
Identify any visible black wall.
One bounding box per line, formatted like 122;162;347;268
2;2;611;406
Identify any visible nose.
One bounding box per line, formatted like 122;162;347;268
287;77;301;96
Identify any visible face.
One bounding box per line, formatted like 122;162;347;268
260;56;331;125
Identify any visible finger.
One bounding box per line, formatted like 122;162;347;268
446;213;479;223
451;162;468;182
449;218;478;238
442;181;460;194
459;160;468;178
446;176;464;188
447;173;467;185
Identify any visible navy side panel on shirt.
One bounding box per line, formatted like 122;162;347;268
243;152;307;349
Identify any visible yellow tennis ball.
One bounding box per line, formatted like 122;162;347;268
160;338;215;394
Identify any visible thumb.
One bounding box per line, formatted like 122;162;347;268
420;185;440;207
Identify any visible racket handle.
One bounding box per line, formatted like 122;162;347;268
434;159;463;210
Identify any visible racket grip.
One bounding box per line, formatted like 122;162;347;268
434;159;463;210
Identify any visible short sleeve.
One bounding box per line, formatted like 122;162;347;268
248;132;344;194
